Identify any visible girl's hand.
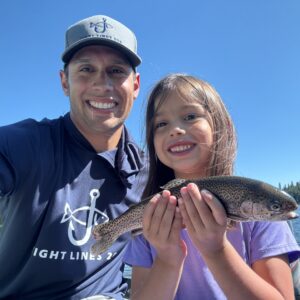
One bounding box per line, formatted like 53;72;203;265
178;183;228;257
143;190;187;268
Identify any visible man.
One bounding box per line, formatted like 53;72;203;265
0;15;148;300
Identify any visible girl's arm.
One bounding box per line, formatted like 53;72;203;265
202;240;293;300
179;183;294;300
130;190;186;300
131;258;183;300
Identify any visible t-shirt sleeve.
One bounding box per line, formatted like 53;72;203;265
247;221;300;264
123;235;155;268
0;148;15;197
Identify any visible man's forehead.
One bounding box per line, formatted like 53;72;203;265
71;45;131;65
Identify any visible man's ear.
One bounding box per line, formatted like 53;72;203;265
60;70;70;96
133;73;140;100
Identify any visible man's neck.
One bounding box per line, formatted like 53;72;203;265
84;127;123;153
69;114;123;153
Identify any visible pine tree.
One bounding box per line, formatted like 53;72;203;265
282;180;300;202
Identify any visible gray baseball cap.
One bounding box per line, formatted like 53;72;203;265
62;15;141;67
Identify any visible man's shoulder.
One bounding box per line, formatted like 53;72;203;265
0;116;64;132
0;116;65;143
0;116;67;163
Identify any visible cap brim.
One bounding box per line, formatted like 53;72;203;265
61;38;141;67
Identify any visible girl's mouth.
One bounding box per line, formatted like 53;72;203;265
168;143;195;154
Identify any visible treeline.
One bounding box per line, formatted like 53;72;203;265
279;181;300;202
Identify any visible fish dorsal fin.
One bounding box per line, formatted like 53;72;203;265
161;178;187;190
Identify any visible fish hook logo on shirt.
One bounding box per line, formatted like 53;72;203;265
60;189;109;246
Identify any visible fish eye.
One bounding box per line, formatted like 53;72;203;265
270;202;282;211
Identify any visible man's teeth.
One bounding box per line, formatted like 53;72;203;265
170;145;192;153
89;101;116;109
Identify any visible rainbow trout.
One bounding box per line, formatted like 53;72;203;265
91;176;298;254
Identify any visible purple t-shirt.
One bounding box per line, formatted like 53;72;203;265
124;221;300;300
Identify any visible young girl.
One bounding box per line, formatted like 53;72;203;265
123;74;300;300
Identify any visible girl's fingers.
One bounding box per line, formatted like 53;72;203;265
180;184;227;229
178;197;196;232
143;193;161;232
148;190;170;234
169;206;183;241
180;185;206;230
200;189;227;226
158;195;178;238
143;190;177;239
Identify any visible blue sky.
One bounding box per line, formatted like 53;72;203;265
1;0;299;187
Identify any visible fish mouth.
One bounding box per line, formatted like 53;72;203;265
286;211;299;220
228;211;299;221
271;210;299;221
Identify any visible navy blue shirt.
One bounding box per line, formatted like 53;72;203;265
0;114;148;299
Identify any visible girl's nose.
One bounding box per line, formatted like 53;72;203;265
170;126;186;137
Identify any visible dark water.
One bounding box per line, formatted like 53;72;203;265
124;265;132;279
289;207;300;244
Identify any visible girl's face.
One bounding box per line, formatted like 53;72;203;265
153;92;213;179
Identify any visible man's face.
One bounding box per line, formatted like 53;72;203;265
60;45;140;139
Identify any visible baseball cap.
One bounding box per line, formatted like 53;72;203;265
62;15;141;67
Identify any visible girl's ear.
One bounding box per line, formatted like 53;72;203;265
60;70;70;96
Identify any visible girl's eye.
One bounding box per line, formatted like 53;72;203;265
184;114;197;121
154;121;167;129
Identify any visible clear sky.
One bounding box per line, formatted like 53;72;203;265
1;0;299;187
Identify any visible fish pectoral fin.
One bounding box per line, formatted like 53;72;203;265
227;214;247;222
131;228;143;237
226;219;238;229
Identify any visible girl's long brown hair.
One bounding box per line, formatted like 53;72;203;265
143;73;237;197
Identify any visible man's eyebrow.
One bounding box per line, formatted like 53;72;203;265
72;58;130;66
72;58;91;64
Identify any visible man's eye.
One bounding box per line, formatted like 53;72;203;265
111;68;123;73
109;67;127;75
80;66;92;72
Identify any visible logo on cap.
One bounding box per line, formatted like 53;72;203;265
90;17;113;34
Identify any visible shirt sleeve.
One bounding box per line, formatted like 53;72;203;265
0;120;40;197
123;235;155;268
246;221;300;264
0;152;15;197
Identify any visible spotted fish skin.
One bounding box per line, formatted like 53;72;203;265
91;176;298;254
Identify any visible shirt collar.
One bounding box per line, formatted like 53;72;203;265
100;126;145;188
63;113;146;188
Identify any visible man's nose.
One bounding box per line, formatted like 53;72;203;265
92;72;113;90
